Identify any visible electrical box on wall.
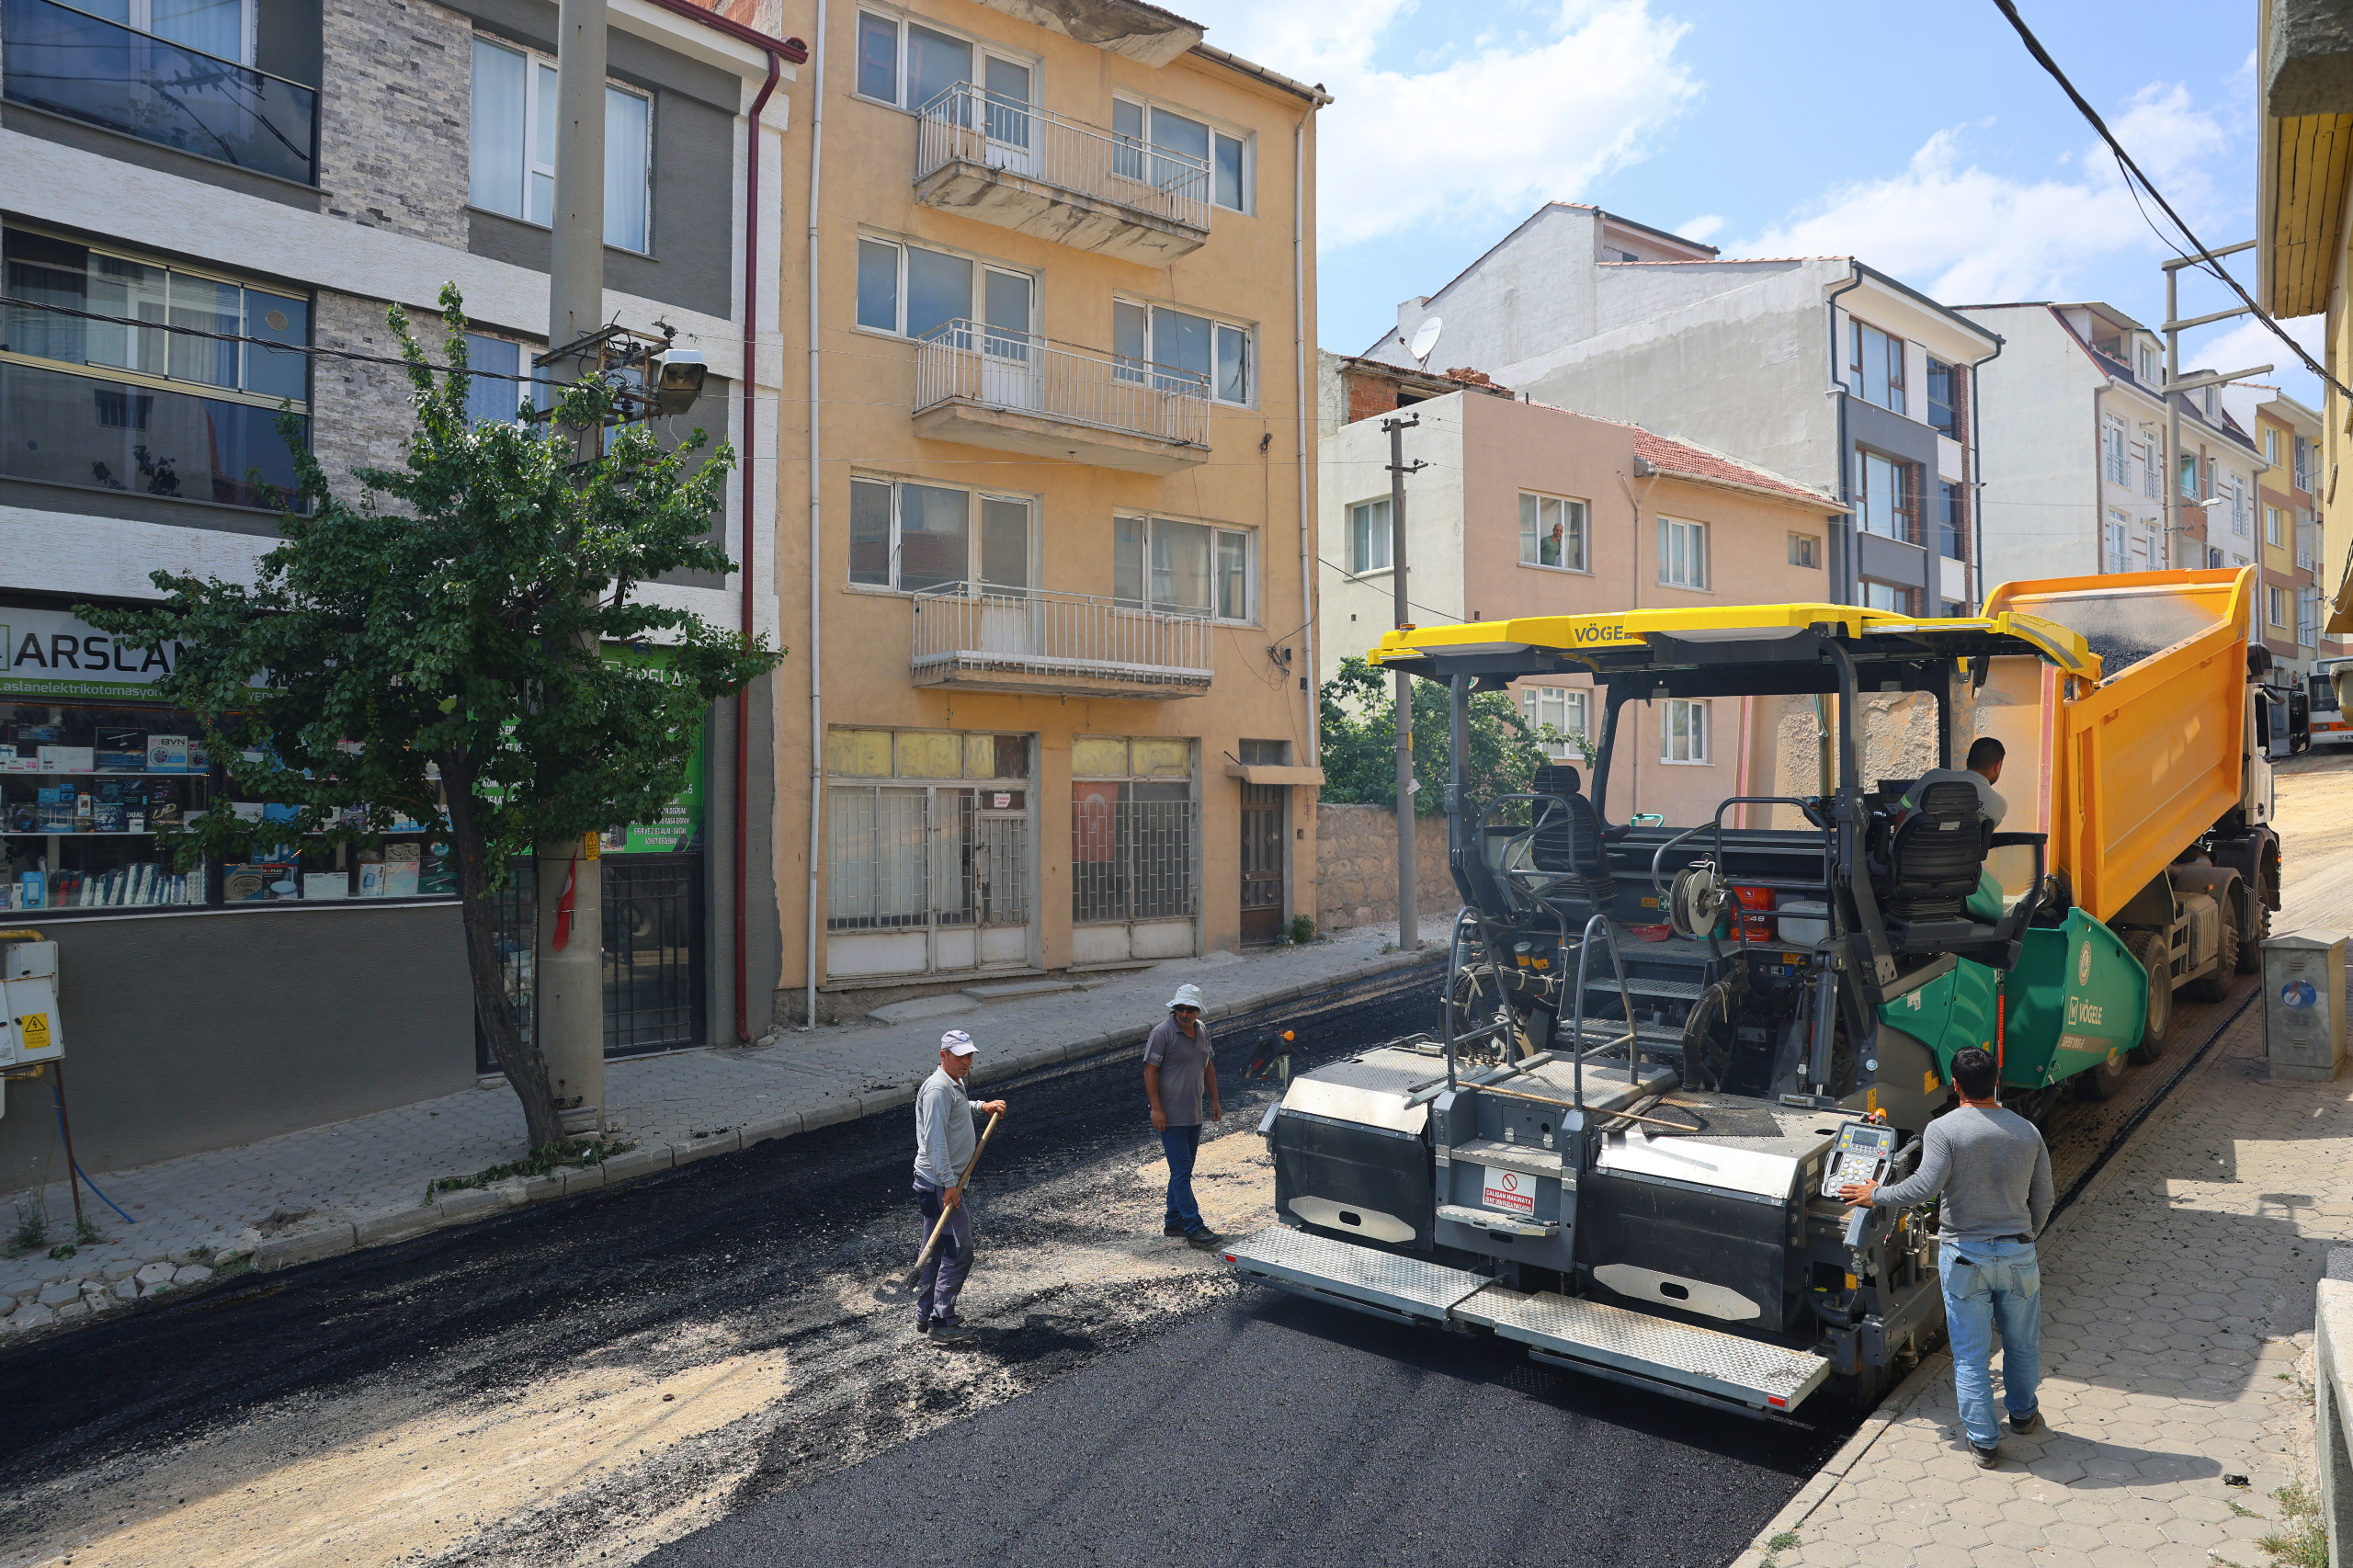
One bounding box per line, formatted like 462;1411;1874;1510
0;937;62;1069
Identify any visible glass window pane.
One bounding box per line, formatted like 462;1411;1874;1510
983;55;1030;148
906;24;972;111
897;482;971;592
470;40;528;217
167;275;240;387
1131;738;1190;778
1216;529;1247;619
980;496;1028;590
152;0;243;58
1565;501;1586;570
827;728;892;776
1072;736;1131;777
897;732;962;778
856;238;899;332
904;246;972;341
1112;97;1144;179
1113;300;1148;382
1215;324;1249;403
1149;107;1209;162
857;12;898;101
983;267;1030;339
849;478;892;585
244;289;308;403
534;60;558;166
1154;308;1211;381
462;333;520;426
983;54;1030;105
1214;132;1244;209
1519;494;1539;564
1152;517;1211;611
603;87;651;252
1114;516;1145;605
994;734;1029;778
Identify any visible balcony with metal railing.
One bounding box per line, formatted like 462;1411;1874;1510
912;319;1210;475
913;82;1210;264
2;0;319;185
910;581;1213;699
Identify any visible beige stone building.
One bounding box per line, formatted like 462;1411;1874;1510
760;0;1325;1018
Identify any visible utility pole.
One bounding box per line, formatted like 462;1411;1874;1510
2161;239;2266;571
1383;413;1427;951
539;0;608;1138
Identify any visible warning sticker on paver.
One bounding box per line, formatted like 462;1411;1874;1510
1480;1167;1536;1215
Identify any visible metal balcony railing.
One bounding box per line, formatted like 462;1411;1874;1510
914;81;1210;233
914;319;1210;449
2;0;319;184
911;581;1213;690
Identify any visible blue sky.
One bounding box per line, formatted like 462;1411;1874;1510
1183;0;2320;404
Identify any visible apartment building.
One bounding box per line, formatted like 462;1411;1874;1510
1959;302;2265;588
766;0;1323;1019
1355;202;1999;617
1318;355;1847;830
0;0;793;1173
2222;383;2330;676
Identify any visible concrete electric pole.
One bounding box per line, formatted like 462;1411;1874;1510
1383;413;1427;951
2160;239;2267;572
539;0;608;1137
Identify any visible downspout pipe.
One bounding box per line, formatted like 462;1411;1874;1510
1826;263;1864;606
1967;330;2000;609
639;2;805;1045
1294;106;1316;766
803;0;828;1030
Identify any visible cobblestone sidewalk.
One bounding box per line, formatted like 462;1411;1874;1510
0;917;1451;1337
1732;994;2338;1568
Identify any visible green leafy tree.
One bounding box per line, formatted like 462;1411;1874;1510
1317;655;1565;814
83;287;780;1150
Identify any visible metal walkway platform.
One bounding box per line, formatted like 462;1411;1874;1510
1455;1285;1831;1411
1223;1225;1487;1325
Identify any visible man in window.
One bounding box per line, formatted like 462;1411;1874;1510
1540;518;1565;567
1895;736;2007;921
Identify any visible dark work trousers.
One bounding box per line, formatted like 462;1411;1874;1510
1161;1123;1204;1231
913;1176;974;1324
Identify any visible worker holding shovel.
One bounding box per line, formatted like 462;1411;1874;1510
913;1029;1006;1348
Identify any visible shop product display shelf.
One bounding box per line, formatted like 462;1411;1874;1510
0;770;209;778
1;830;181;837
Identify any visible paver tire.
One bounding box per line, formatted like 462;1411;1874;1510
2184;898;2236;1003
2127;929;2171;1064
2074;1045;2129;1101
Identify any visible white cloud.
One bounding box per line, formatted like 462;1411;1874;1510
1677;213;1725;244
1734;84;2230;303
1181;0;1701;249
2190;313;2325;408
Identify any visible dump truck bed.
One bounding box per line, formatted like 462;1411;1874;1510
1981;569;2253;925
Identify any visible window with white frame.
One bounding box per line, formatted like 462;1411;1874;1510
1657;516;1708;589
1660;699;1709;764
2138;343;2156;383
2142;434;2161;497
854;235;1035;353
849;477;1033;594
1789;532;1820;569
2266;427;2281;463
1520;686;1588;761
470;38;653;253
85;0;253;60
2230;475;2249;537
2268;504;2285;547
2102;509;2131;574
1113;299;1250;403
2269;585;2290;629
2302;587;2322;644
460;334;553;426
2105;415;2129;484
1519;493;1587;570
1115;516;1254;620
855;9;1034;120
1346;497;1391;575
1112;97;1248;211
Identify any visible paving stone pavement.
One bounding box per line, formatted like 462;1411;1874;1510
1732;990;2340;1568
0;917;1452;1335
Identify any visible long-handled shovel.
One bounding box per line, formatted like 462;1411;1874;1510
903;1109;1003;1292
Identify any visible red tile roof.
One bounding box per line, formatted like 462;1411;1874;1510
1628;427;1839;508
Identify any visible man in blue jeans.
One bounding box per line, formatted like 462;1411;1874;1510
1143;982;1222;1248
1842;1046;2052;1467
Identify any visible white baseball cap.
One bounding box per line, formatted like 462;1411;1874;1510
940;1029;976;1056
1167;983;1205;1011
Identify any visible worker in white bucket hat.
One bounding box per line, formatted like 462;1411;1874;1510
1142;982;1222;1248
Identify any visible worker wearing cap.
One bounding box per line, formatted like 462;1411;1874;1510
913;1029;1006;1347
1143;983;1222;1248
1897;736;2009;922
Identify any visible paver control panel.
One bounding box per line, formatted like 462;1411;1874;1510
1819;1120;1897;1199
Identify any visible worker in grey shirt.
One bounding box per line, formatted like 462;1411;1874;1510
1143;983;1222;1248
913;1029;1006;1348
1843;1046;2052;1467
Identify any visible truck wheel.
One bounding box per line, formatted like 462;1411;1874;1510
2075;1046;2129;1100
2128;930;2172;1064
2238;870;2273;973
2184;900;2237;1002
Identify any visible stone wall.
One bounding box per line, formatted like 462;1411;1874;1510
1314;802;1461;933
306;290;458;496
318;0;472;244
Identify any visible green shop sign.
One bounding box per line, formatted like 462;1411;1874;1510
598;644;705;856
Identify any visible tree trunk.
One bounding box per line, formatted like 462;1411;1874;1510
442;761;566;1150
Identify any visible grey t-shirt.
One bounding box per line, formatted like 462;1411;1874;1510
1143;1016;1211;1128
1901;767;2007;826
1871;1103;2052;1247
913;1065;979;1188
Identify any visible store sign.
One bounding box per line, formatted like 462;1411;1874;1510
597;644;706;855
0;608;187;699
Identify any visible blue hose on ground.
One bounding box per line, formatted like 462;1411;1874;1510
53;1092;135;1225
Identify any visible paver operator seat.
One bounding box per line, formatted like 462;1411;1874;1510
1880;780;2047;971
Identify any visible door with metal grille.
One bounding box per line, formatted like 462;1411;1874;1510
603;856;705;1056
1239;782;1285;946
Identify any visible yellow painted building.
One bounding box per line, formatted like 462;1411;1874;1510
765;0;1325;1019
2257;0;2353;657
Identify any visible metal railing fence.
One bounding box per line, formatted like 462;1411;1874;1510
911;580;1213;687
913;81;1210;232
913;318;1210;449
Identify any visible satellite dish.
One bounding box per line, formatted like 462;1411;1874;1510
1407;316;1443;364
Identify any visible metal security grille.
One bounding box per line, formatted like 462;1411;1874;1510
828;786;1031;932
1239;781;1284;946
604;856;704;1057
1071;781;1196;925
476;860;538;1074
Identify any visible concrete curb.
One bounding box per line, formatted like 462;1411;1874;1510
1725;1349;1952;1566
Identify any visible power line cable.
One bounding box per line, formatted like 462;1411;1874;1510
1989;0;2350;401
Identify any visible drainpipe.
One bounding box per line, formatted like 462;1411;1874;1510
1968;331;2000;609
803;0;828;1030
1294;105;1316;766
1826;263;1864;605
2092;382;2105;577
